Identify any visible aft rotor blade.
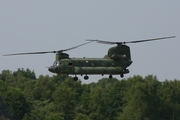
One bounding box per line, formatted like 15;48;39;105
86;39;117;44
125;36;175;44
3;51;56;56
87;36;175;45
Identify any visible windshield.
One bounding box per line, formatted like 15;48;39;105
53;61;60;66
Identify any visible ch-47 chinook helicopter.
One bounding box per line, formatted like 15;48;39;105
4;36;175;81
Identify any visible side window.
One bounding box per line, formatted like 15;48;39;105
68;62;73;67
102;63;104;66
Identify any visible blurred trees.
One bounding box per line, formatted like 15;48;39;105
0;69;180;120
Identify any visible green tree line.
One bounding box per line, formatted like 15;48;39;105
0;68;180;120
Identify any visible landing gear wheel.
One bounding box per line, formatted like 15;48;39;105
84;75;89;80
120;74;124;78
109;75;113;79
73;76;78;81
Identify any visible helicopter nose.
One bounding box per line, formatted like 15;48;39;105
48;66;53;72
48;66;61;73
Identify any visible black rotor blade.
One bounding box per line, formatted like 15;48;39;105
63;41;93;52
87;36;175;45
3;41;93;56
3;51;56;56
125;36;175;44
86;39;117;44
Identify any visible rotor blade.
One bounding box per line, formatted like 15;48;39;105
125;36;175;44
87;36;175;45
86;39;118;45
63;41;93;52
3;51;56;56
3;41;94;56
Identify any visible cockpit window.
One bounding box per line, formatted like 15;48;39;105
57;61;60;65
53;61;61;66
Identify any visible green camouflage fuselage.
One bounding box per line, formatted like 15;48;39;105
48;45;133;75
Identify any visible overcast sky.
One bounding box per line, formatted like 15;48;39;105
0;1;179;83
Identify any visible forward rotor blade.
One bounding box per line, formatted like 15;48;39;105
63;41;93;52
3;51;56;56
3;41;94;56
125;36;175;44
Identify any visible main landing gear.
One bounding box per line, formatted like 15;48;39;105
73;75;89;81
73;69;130;81
109;75;113;79
73;76;78;81
120;74;124;78
108;74;124;79
108;69;129;79
84;75;89;80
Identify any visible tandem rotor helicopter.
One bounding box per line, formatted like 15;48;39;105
4;36;175;81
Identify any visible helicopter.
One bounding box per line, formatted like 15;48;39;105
3;36;175;81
